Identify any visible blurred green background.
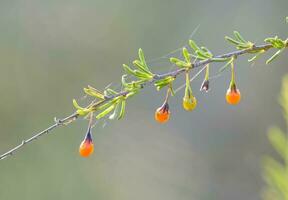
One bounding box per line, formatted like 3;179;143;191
0;0;287;199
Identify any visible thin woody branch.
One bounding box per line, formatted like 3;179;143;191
0;38;285;160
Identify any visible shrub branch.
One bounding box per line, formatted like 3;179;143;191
0;29;287;160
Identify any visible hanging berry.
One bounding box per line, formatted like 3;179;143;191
155;88;171;123
183;71;197;111
79;114;94;157
226;60;241;105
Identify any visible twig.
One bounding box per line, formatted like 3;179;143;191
0;43;276;161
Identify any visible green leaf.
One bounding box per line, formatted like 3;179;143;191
72;99;90;116
236;43;251;49
133;60;153;75
138;48;149;70
134;70;153;80
121;75;144;90
196;50;212;59
125;90;139;98
225;36;241;45
233;31;246;43
73;99;84;110
84;86;105;99
97;98;119;111
182;47;191;63
109;101;121;120
121;75;129;87
265;37;286;49
170;57;182;63
189;40;201;52
118;100;126;120
122;64;136;76
266;49;284;64
191;54;207;60
201;47;213;57
105;88;118;95
154;76;175;90
96;104;116;119
170;57;190;68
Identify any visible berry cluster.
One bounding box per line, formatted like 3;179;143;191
155;61;241;124
71;31;286;157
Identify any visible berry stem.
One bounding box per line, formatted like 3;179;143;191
230;59;236;85
204;64;210;81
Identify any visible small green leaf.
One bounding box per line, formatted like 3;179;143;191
225;36;241;45
191;54;207;60
109;101;122;120
134;70;153;80
189;40;201;51
105;88;118;95
133;60;153;75
237;42;253;49
170;57;190;68
84;86;105;99
121;75;129;87
73;99;84;110
201;47;213;57
118;100;126;120
266;49;284;64
97;98;119;111
125;90;139;98
122;64;136;76
73;99;90;116
170;57;182;63
196;50;212;59
182;47;191;63
138;48;149;70
96;104;116;119
154;76;175;90
233;31;246;43
265;36;286;49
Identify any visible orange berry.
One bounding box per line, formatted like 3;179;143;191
79;129;94;157
226;87;241;105
155;102;170;123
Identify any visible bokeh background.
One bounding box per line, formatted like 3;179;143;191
0;0;287;199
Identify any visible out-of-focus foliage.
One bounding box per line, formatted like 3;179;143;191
262;75;288;200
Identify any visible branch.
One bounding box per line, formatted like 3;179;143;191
0;38;285;160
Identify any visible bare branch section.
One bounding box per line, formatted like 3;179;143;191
0;43;277;161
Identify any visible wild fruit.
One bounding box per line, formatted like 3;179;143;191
79;128;94;157
155;102;170;123
226;83;241;105
183;71;197;111
226;60;241;105
183;96;197;111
